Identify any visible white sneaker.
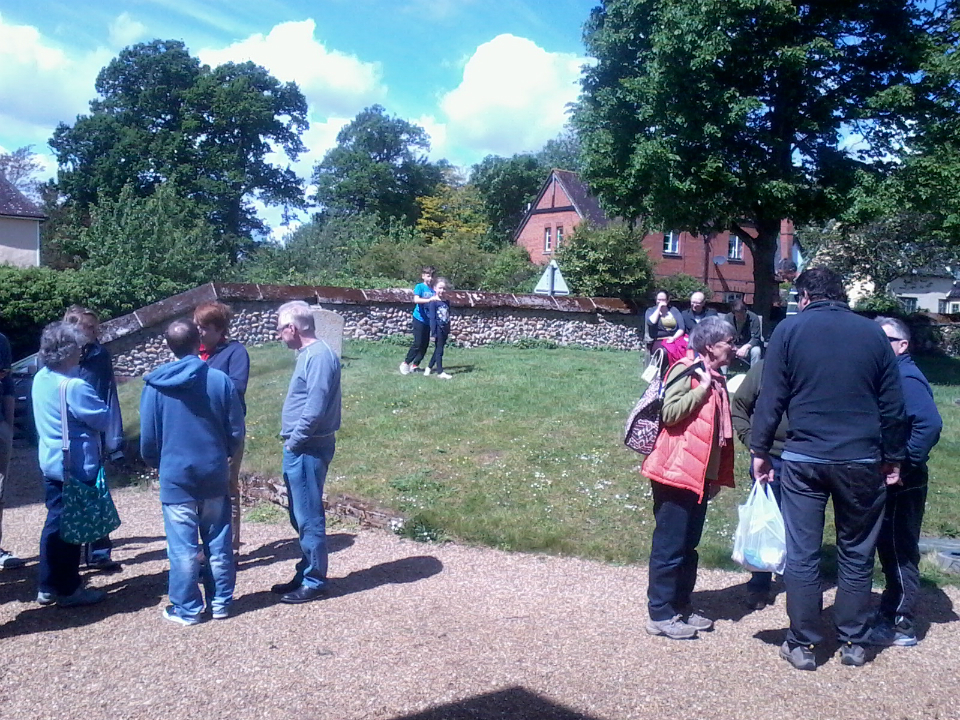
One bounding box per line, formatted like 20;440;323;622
437;372;452;380
423;367;432;376
399;362;411;375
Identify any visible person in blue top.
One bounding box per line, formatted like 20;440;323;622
32;322;112;607
399;266;439;375
140;320;245;625
194;301;250;553
869;317;942;648
64;306;124;572
424;277;453;380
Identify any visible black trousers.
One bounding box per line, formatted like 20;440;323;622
404;318;431;366
780;460;886;646
647;481;709;621
39;477;83;596
876;462;928;624
428;327;449;372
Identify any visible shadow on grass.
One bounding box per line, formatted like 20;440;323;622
230;554;443;617
389;686;606;720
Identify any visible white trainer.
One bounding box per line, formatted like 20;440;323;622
437;372;452;380
399;362;411;375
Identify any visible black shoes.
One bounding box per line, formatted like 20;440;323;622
279;585;328;604
86;558;122;573
271;579;302;595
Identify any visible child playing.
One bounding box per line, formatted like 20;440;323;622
424;277;452;380
399;266;438;375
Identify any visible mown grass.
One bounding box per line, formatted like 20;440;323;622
117;340;960;581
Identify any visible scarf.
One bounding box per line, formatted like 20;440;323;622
198;344;212;361
708;366;733;447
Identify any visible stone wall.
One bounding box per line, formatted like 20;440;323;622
101;283;645;376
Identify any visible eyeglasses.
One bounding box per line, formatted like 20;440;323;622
887;336;905;343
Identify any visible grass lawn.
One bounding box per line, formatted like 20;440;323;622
117;339;960;582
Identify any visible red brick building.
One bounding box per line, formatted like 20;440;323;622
514;169;796;304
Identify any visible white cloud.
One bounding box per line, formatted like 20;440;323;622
108;12;146;49
413;114;450;162
289;115;350;179
439;34;586;160
198;20;386;118
0;13;108;132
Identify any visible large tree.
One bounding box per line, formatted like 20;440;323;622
0;146;44;199
471;154;545;246
50;39;308;257
574;0;939;317
312;105;443;226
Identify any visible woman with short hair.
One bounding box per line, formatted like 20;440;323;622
641;316;737;639
194;301;250;552
32;321;111;607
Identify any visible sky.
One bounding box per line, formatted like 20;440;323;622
0;0;598;234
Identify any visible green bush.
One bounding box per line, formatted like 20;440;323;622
854;293;904;314
656;273;713;301
556;221;655;300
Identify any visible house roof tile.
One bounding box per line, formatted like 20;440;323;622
0;175;46;220
551;169;609;227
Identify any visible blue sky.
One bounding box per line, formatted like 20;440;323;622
0;0;597;227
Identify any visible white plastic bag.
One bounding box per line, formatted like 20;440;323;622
731;482;786;574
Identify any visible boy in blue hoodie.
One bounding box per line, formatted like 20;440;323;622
140;320;245;625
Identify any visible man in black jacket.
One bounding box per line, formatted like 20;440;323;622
751;268;907;670
870;317;941;647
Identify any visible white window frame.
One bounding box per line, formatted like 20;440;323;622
556;225;564;249
724;291;744;304
898;296;918;314
951;302;960;314
544;227;552;253
663;231;680;255
728;235;744;261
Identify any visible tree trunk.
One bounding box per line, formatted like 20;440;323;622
749;230;779;322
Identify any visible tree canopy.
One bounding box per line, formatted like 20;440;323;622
312;105;443;226
50;39;309;257
471;153;545;246
574;0;946;316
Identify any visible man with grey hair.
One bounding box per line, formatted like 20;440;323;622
272;301;341;604
870;317;941;647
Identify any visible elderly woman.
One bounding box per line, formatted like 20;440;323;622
32;322;111;607
194;301;250;552
645;290;686;366
641;316;737;639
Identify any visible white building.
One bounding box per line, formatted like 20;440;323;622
0;174;44;267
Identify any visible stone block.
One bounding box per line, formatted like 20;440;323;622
312;308;345;358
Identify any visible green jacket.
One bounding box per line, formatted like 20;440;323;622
731;360;787;457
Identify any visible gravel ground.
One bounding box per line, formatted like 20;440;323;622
1;445;959;720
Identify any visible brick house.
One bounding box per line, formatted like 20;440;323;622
514;169;797;304
0;174;44;267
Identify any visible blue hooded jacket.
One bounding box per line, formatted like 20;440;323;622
140;355;245;504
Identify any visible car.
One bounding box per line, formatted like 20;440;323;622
11;353;38;444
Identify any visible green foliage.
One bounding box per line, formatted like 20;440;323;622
78;183;223;313
50;39;308;250
0;145;43;199
312;105;443;227
471;154;545;247
854;293;907;314
536;126;584;174
478;245;540;293
574;0;938;317
556;222;654;300
656;274;712;302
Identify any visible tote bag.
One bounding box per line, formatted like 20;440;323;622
59;380;122;546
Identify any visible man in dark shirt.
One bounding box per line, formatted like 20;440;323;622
869;317;942;648
751;267;907;670
0;330;25;569
723;299;763;367
681;291;717;333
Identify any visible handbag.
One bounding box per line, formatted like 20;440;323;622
624;361;703;455
640;349;666;384
58;379;122;546
731;482;786;574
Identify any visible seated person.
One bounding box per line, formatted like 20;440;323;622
681;291;718;333
723;299;762;367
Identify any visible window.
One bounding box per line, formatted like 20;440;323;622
939;299;948;314
663;231;680;255
544;227;552;253
899;297;918;314
953;302;960;314
728;235;744;261
556;226;564;249
724;292;744;304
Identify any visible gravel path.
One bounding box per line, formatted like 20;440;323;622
1;446;958;720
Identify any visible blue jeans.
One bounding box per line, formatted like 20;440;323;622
162;496;235;618
746;455;783;594
282;443;334;590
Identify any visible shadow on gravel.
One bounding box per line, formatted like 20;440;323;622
390;686;605;720
237;533;356;573
689;583;755;623
228;555;444;618
0;569;167;640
